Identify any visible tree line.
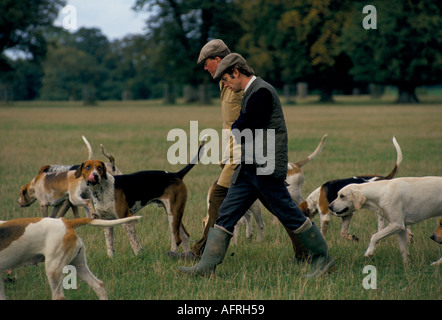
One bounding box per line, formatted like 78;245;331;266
1;0;441;104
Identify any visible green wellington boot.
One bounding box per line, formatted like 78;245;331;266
177;226;232;277
295;219;336;277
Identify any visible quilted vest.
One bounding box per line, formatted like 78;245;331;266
235;77;288;180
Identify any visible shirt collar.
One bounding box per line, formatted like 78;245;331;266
243;76;257;93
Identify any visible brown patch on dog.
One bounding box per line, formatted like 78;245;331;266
430;218;442;243
18;183;35;207
318;186;330;215
44;172;69;198
62;218;92;253
298;201;311;218
161;180;189;246
38;165;51;174
287;162;302;177
114;189;131;218
0;218;42;251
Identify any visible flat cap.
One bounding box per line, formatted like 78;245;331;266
197;39;229;64
213;53;253;80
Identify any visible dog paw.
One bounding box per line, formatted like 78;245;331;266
344;234;359;242
364;249;375;259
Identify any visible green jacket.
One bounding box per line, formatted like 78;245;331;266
231;77;288;183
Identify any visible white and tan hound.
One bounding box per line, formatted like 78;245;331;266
18;160;107;218
299;137;405;241
329;176;442;263
430;218;442;266
26;136;122;218
0;216;141;300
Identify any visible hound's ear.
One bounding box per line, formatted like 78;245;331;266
101;161;108;179
351;189;366;210
75;163;84;179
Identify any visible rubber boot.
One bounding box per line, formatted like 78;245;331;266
177;226;232;277
295;219;336;277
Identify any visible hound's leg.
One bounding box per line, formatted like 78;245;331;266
71;245;107;300
103;227;114;258
123;221;143;255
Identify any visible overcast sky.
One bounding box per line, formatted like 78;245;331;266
53;0;151;40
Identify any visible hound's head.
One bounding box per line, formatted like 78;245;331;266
75;160;107;185
18;183;36;207
430;218;442;244
328;185;366;217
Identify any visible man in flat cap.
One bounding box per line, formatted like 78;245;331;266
178;53;336;278
169;39;243;260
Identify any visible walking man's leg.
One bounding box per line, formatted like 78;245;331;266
256;175;336;277
177;172;258;277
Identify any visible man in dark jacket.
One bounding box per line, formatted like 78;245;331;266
178;53;336;278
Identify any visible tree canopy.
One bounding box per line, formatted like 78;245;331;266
1;0;441;103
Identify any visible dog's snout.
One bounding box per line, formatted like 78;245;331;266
87;172;100;184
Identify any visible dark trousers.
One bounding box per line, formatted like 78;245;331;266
216;169;307;234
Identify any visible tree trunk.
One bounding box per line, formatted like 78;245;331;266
198;84;211;105
396;84;419;103
164;83;175;104
319;86;334;103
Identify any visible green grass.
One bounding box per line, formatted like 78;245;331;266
1;96;441;300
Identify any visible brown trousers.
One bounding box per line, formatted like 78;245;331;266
191;182;229;257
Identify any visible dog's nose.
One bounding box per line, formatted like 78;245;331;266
328;204;334;211
430;234;435;241
88;173;99;184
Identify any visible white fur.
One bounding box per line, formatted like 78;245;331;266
0;216;140;300
329;177;442;263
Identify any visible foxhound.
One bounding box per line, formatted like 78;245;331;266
34;136;122;218
299;137;404;241
329;176;442;263
0;216;141;300
430;218;442;266
18;160;107;218
87;139;208;257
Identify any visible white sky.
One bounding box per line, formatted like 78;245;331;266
53;0;151;40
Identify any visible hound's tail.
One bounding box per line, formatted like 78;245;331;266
65;216;142;229
82;136;94;160
294;134;328;168
176;135;209;179
386;136;403;179
100;144;119;174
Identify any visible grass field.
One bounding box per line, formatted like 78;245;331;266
1;96;441;301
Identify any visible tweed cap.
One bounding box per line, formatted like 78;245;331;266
197;39;229;64
213;53;253;80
